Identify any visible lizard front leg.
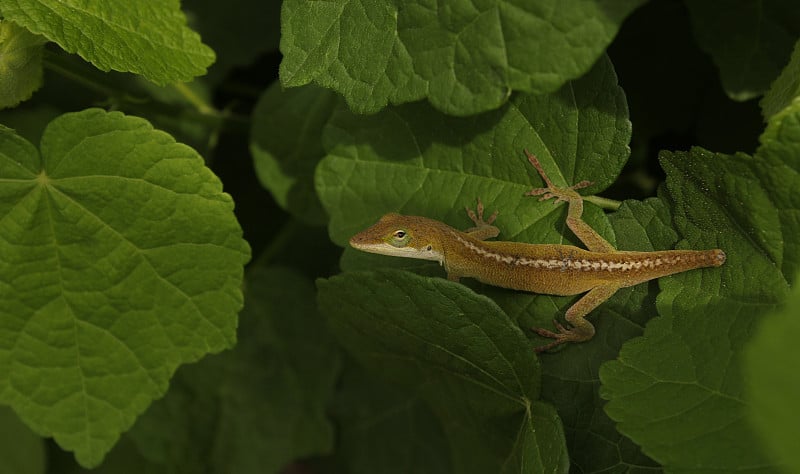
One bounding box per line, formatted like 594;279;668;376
533;284;619;352
524;149;615;254
445;198;500;283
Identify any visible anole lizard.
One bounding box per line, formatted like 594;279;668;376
349;150;726;352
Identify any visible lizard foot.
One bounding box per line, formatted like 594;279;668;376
465;197;498;231
523;149;592;203
531;319;582;353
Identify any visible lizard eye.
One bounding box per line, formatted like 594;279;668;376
389;229;410;247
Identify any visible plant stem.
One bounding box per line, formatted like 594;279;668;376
586;195;621;211
172;82;215;115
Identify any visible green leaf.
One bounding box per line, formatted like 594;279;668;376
600;120;800;470
332;363;451;474
0;20;47;109
48;436;160;474
753;99;800;281
761;39;800;119
686;0;800;101
123;266;340;473
317;270;568;473
744;277;800;473
0;407;45;474
2;0;214;85
251;84;339;225
280;0;644;115
317;55;630;246
0;109;250;467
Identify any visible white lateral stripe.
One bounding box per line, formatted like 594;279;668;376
452;233;683;272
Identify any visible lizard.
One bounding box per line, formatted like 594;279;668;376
349;150;726;352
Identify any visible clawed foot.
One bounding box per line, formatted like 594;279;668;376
465;197;498;229
524;149;592;203
531;320;579;353
464;198;500;240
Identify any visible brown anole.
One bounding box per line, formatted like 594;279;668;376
350;150;726;351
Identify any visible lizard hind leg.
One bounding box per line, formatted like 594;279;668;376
532;284;619;353
523;149;615;254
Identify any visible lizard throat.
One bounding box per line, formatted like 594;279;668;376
350;242;444;262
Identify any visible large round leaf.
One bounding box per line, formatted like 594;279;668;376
0;109;250;467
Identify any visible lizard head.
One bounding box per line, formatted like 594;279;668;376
349;213;447;263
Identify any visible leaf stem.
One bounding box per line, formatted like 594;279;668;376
43;48;118;97
585;195;621;211
42;49;250;134
172;82;215;115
